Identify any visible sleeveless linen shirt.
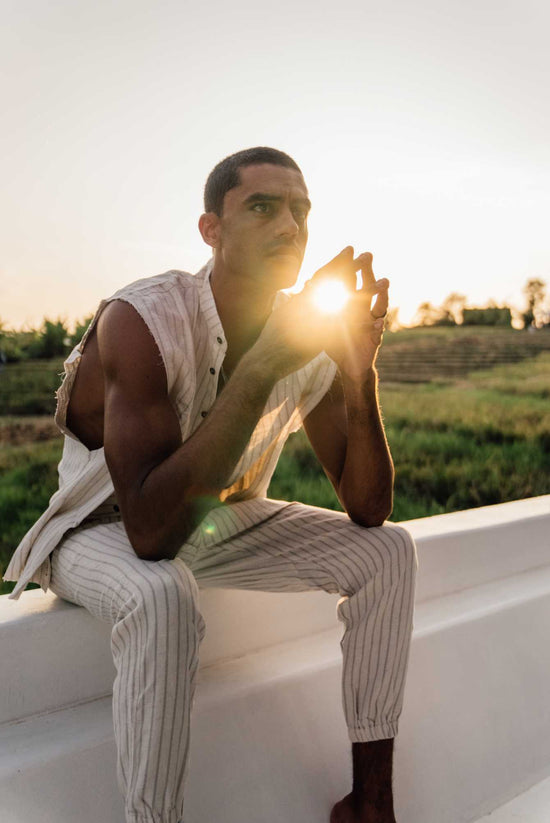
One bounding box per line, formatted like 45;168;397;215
3;261;337;600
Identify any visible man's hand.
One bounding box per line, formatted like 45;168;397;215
252;290;330;379
253;247;389;382
304;246;389;380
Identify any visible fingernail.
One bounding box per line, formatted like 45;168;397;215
377;278;389;286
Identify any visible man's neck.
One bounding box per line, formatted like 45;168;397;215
209;260;277;372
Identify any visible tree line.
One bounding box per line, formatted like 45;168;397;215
0;316;94;364
410;278;548;330
1;278;548;364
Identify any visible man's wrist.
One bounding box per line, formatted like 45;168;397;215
245;338;292;384
238;347;281;392
339;365;378;395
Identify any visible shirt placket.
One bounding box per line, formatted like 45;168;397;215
197;263;228;421
200;333;226;420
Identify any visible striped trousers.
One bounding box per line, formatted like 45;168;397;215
49;497;417;823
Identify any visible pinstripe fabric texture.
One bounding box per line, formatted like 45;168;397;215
49;498;417;823
3;261;336;598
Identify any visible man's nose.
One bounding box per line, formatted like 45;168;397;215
276;206;300;236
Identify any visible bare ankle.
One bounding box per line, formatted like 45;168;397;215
351;739;395;820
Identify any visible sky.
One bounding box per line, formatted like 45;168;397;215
2;0;549;328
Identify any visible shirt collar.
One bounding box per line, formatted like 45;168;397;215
196;259;227;349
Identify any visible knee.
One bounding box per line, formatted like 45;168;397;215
350;521;417;584
127;561;202;630
380;524;418;578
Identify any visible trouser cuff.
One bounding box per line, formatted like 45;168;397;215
348;720;399;743
126;808;180;823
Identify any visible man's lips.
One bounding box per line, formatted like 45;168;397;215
267;245;302;259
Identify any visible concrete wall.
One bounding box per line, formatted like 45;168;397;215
1;495;549;823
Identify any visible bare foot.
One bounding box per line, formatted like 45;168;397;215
330;794;356;823
330;792;396;823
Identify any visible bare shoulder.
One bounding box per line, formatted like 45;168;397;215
97;298;181;458
97;299;168;398
97;299;182;505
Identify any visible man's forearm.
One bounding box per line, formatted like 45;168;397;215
129;350;277;560
337;368;394;527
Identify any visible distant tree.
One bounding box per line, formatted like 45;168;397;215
0;320;6;370
69;315;94;347
441;293;467;325
432;309;455;327
413;302;442;326
0;326;39;362
384;306;401;332
27;318;70;359
522;278;546;329
462;307;512;327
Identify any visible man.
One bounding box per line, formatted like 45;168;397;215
4;147;417;823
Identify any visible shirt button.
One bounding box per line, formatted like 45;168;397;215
217;336;223;344
201;410;208;418
113;504;120;512
210;367;216;375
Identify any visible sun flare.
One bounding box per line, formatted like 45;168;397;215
310;279;350;314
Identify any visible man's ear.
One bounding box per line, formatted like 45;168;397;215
198;212;221;249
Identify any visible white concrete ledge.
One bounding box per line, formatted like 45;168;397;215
406;495;550;602
1;495;549;823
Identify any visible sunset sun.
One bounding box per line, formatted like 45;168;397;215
310;279;350;314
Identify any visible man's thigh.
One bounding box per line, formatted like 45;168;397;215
183;498;415;597
49;520;199;624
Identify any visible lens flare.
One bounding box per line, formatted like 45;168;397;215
311;278;350;314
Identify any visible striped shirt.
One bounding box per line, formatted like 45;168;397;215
3;261;337;600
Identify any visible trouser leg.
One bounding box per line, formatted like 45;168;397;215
335;522;417;742
186;499;418;743
49;521;205;823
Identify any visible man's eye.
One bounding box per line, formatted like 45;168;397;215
293;208;308;222
252;203;271;214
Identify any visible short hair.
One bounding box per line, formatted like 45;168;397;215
204;147;303;216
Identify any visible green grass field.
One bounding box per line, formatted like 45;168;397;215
0;359;65;415
0;436;63;594
269;353;550;519
1;336;549;596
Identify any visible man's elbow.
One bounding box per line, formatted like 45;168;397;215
345;496;393;529
124;495;216;561
125;516;191;562
349;510;391;529
129;531;180;562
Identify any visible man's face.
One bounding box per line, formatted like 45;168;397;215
215;163;311;291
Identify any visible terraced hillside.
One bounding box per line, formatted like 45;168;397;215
377;327;550;383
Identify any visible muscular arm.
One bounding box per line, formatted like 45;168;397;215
98;301;278;561
301;247;394;526
303;367;394;527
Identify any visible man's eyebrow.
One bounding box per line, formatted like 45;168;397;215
244;192;312;210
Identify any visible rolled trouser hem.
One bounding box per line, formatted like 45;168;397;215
126;809;180;823
348;720;398;743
